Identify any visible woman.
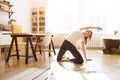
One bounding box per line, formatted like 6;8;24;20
57;26;102;64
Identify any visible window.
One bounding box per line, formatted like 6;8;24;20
46;0;120;34
46;0;80;34
81;0;120;34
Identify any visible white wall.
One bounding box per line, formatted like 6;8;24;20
10;0;46;33
0;12;9;25
32;0;47;8
6;0;32;33
0;0;32;32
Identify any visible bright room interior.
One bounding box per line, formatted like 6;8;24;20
0;0;120;80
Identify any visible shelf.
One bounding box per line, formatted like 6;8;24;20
39;17;45;20
32;12;37;15
0;1;13;7
0;8;13;13
0;8;9;12
32;7;45;33
0;31;12;35
0;1;13;18
0;8;13;18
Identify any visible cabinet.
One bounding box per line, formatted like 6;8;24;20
0;1;13;18
103;37;120;54
32;7;45;33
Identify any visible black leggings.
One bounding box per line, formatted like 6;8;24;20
57;40;84;64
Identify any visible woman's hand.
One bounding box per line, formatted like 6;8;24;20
80;26;103;31
86;58;92;61
97;27;103;31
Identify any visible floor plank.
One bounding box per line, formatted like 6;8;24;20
0;49;120;80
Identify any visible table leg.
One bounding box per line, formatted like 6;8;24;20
49;43;51;57
29;37;37;61
25;37;29;64
34;37;38;52
35;37;42;54
6;37;15;62
14;37;19;60
51;39;56;55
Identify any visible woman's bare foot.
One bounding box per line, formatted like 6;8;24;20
60;57;70;62
86;59;92;61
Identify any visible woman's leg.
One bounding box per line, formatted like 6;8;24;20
57;40;68;61
67;41;84;64
57;40;84;64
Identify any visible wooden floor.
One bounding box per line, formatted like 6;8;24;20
0;48;120;80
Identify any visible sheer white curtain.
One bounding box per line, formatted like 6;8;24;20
46;0;120;34
81;0;120;34
46;0;81;34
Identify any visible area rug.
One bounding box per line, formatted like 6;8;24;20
7;67;109;80
7;67;52;80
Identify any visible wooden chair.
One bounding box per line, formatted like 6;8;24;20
36;32;53;60
0;45;10;59
11;24;23;54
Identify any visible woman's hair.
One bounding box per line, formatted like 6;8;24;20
84;30;93;44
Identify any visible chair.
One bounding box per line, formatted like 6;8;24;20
11;24;23;53
36;32;52;60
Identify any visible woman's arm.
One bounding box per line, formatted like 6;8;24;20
81;40;87;60
81;40;92;61
80;26;102;31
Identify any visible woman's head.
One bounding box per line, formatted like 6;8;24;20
82;30;93;44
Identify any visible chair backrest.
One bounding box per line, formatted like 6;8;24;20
11;24;22;33
42;32;52;48
11;24;22;51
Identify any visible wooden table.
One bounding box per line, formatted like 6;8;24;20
6;33;56;64
6;33;37;64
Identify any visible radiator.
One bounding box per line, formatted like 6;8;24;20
53;33;106;48
52;34;68;48
86;33;104;48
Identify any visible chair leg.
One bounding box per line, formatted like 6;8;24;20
44;52;45;60
39;46;42;54
49;43;51;57
41;51;46;60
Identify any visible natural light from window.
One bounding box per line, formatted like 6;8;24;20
46;0;120;34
